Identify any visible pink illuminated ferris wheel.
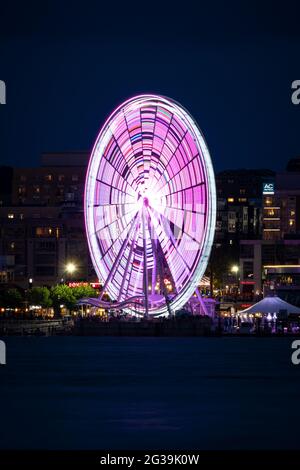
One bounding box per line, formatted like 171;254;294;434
85;95;216;316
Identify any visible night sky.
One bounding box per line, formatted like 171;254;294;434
1;0;300;172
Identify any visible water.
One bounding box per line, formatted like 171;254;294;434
0;337;300;450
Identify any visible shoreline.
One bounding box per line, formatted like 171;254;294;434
0;317;298;337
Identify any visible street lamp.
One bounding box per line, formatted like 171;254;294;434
231;265;239;295
66;262;76;275
60;262;77;284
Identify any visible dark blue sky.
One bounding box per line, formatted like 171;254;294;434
1;0;300;172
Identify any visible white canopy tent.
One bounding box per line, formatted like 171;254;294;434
239;295;300;316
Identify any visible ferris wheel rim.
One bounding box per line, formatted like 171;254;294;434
84;94;216;316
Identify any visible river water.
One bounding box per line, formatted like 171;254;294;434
0;337;299;449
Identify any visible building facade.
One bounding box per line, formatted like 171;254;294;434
0;152;97;288
240;158;300;300
215;169;274;247
263;161;300;240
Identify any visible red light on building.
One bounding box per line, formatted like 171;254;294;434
67;281;102;289
90;282;101;289
68;282;89;288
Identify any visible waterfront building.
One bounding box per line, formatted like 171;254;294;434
0;152;96;287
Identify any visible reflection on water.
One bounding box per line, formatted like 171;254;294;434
0;337;299;449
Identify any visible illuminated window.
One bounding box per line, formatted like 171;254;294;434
45;174;53;182
227;197;234;203
20;213;24;220
240;189;246;195
34;186;40;194
58;174;65;182
265;197;272;205
10;242;15;249
35;227;56;237
289;219;295;227
290;210;295;217
8;213;14;219
267;209;275;216
238;198;247;202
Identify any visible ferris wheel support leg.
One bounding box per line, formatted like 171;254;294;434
195;288;209;316
142;207;149;318
151;241;157;296
149;221;158;296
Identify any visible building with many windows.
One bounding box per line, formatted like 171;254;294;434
0;152;97;288
239;158;300;302
263;160;300;240
215;169;274;247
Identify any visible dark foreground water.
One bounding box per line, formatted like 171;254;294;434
0;337;300;450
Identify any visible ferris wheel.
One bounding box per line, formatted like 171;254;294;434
85;95;216;316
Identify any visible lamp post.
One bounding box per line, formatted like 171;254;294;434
61;262;77;284
230;265;239;309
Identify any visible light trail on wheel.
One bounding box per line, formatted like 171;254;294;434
85;95;216;316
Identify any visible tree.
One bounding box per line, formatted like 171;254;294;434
27;286;52;308
0;288;23;308
72;285;98;301
207;243;239;292
50;284;76;317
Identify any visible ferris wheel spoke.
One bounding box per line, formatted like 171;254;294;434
146;209;178;296
99;211;140;299
140;105;158;189
146;105;158;190
106;128;140;193
147;112;174;191
151;205;206;246
151;128;187;192
151;153;204;198
95;207;139;261
149;204;203;281
154;182;207;225
92;203;139;240
148;117;188;194
121;109;146;188
125;226;145;298
96;151;138;198
117;212;141;301
86;179;136;209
